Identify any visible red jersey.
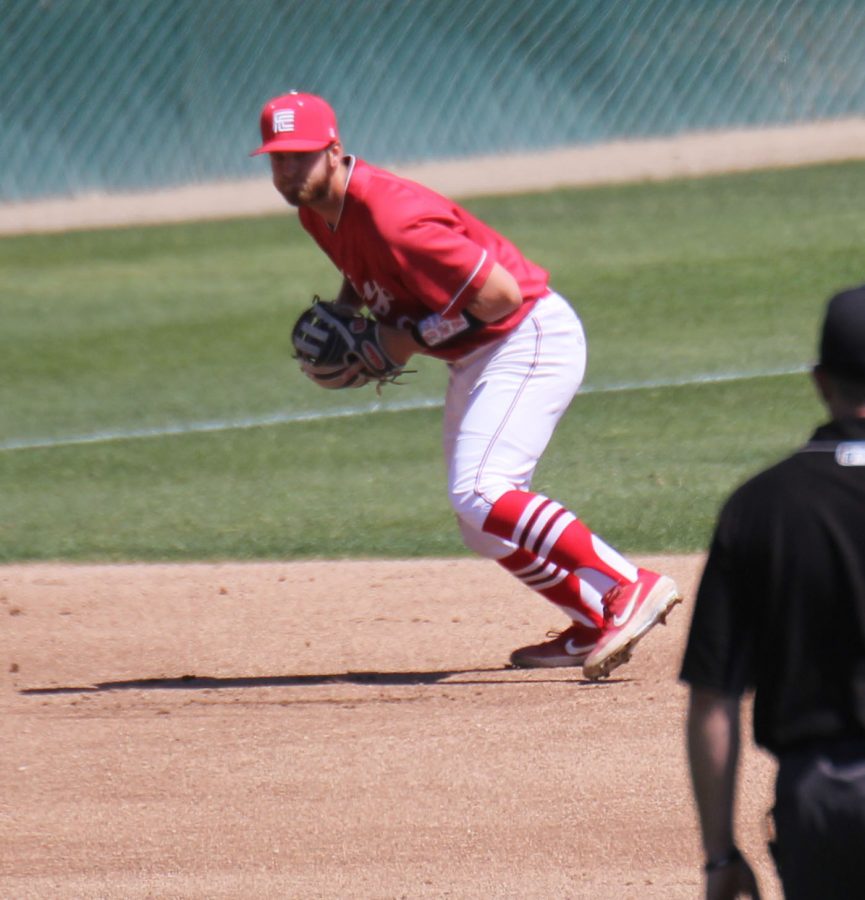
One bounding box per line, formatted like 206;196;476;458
298;157;550;361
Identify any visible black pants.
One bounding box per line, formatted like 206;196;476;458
772;738;865;899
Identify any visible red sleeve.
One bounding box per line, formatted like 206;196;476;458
387;215;495;314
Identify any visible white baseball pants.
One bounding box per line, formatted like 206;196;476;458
443;291;587;559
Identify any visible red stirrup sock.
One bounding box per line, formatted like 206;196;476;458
498;548;604;629
484;491;637;584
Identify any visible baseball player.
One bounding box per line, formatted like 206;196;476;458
255;91;681;678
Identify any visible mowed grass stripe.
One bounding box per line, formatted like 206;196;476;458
0;364;808;452
0;372;822;561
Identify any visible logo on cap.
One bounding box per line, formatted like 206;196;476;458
273;109;295;133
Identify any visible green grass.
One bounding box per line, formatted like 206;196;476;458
1;160;862;561
0;373;822;561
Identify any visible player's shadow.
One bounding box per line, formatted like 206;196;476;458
19;667;611;695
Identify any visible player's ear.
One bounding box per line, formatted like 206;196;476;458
813;364;840;411
812;365;829;401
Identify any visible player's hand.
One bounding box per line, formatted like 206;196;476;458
705;856;761;899
298;356;368;389
375;321;422;365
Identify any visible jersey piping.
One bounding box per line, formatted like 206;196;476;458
444;249;488;314
329;155;357;232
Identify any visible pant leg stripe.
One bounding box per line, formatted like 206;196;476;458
475;316;545;516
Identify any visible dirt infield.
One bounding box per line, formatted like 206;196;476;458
2;555;782;898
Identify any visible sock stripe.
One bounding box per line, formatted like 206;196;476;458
523;569;569;590
509;557;568;589
512;494;549;545
525;502;563;553
538;511;578;560
522;501;554;546
510;559;553;579
522;562;561;583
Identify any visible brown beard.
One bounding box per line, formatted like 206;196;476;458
281;175;330;208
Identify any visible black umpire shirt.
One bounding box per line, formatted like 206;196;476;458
680;417;865;756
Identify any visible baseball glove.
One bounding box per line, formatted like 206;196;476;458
291;298;406;390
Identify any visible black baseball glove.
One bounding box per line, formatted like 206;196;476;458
291;298;406;390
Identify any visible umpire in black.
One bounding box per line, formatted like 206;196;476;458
680;284;865;900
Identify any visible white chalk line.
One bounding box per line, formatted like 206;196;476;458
0;364;809;453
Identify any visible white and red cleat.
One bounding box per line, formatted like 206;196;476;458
509;621;601;668
582;568;682;680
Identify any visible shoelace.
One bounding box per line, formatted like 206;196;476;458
545;622;602;641
601;582;627;622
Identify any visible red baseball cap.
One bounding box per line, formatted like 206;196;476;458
251;92;339;155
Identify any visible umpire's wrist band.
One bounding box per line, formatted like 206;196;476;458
704;846;742;873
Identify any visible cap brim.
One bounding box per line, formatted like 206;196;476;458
249;137;335;156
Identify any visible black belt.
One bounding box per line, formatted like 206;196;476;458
779;734;865;761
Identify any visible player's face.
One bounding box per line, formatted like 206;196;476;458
270;148;334;207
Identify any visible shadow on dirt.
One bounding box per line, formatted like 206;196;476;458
19;667;610;694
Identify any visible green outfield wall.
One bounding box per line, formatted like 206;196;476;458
3;0;865;202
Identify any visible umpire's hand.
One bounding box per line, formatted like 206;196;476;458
706;854;761;899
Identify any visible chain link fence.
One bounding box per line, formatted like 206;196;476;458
3;0;865;201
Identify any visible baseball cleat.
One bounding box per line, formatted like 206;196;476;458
509;622;602;668
582;569;682;681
